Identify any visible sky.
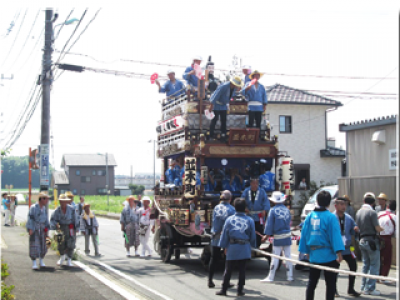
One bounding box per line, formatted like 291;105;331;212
0;1;398;177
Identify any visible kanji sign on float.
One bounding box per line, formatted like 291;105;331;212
184;157;196;199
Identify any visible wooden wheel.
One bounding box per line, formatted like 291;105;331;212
159;224;173;263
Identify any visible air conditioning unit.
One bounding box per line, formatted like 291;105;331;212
372;130;385;145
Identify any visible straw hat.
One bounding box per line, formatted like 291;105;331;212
269;191;286;204
377;193;388;201
58;194;70;201
38;192;49;199
230;76;243;88
126;195;136;201
9;194;17;199
65;191;74;199
249;70;264;80
342;195;350;202
83;203;91;209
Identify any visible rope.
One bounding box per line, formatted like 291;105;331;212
252;248;398;283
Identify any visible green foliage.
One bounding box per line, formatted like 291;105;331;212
1;156;54;189
128;184;145;196
1;261;9;280
1;149;11;157
1;261;15;300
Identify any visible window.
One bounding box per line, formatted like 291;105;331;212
97;188;108;195
279;116;292;133
81;190;85;195
75;170;81;176
97;170;106;176
81;176;91;183
73;189;77;195
92;170;96;176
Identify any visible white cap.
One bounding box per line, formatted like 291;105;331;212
242;65;251;69
167;69;175;75
141;196;151;202
269;191;286;204
193;55;202;61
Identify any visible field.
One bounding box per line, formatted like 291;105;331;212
50;195;154;214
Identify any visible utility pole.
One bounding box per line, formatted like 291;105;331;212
105;153;109;210
40;9;55;216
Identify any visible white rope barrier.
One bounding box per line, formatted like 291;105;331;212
252;248;398;283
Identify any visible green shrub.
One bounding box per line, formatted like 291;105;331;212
1;261;15;300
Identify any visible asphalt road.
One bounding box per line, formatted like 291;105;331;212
15;205;398;300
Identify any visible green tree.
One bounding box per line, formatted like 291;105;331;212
128;184;146;195
1;156;54;189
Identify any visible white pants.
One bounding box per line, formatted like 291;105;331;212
267;245;293;281
10;209;15;226
139;227;151;255
4;210;10;225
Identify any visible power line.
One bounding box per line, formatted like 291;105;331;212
0;9;28;68
54;9;87;67
0;10;20;38
14;26;44;74
4;9;41;73
54;9;74;40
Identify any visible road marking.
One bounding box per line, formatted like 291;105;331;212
73;260;139;300
77;250;173;300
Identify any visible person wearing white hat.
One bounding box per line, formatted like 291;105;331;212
241;65;252;85
241;70;268;137
120;196;141;257
261;191;293;282
156;69;185;101
26;192;50;269
208;76;243;142
137;196;155;257
50;194;79;267
183;55;202;91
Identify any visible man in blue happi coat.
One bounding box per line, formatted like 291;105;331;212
156;69;185;101
259;159;275;193
216;198;256;297
183;55;202;92
299;191;344;300
242;70;267;137
208;76;243;142
241;178;270;248
333;197;361;297
261;191;293;282
208;190;236;288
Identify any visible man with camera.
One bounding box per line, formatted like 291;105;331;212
356;192;384;296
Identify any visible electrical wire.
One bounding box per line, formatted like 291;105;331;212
4;9;41;73
54;9;74;40
0;9;20;38
14;26;44;74
54;9;87;67
0;9;28;68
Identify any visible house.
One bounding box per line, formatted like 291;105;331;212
51;154;117;196
267;84;345;187
338;115;397;209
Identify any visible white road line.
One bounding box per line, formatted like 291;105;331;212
77;250;173;300
73;260;138;300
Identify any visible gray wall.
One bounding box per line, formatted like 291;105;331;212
339;122;397;210
68;166;115;195
346;123;397;177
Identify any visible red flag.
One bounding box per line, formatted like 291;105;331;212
150;73;158;84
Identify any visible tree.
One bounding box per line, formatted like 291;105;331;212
128;184;146;195
1;156;54;189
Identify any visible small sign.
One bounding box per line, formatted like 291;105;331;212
228;128;259;145
184;157;196;199
389;149;397;170
40;144;50;186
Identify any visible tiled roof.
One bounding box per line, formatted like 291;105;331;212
52;171;69;185
320;146;346;158
339;115;397;131
266;84;343;106
61;154;117;167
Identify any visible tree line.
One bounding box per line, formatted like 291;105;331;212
1;156;54;189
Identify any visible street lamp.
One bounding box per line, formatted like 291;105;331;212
97;152;109;210
53;18;79;30
148;140;156;190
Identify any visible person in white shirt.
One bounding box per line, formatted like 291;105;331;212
137;196;155;257
299;178;307;190
378;200;397;280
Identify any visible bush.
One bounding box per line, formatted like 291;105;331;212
1;261;15;300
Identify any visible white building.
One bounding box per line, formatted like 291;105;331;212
267;84;345;188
